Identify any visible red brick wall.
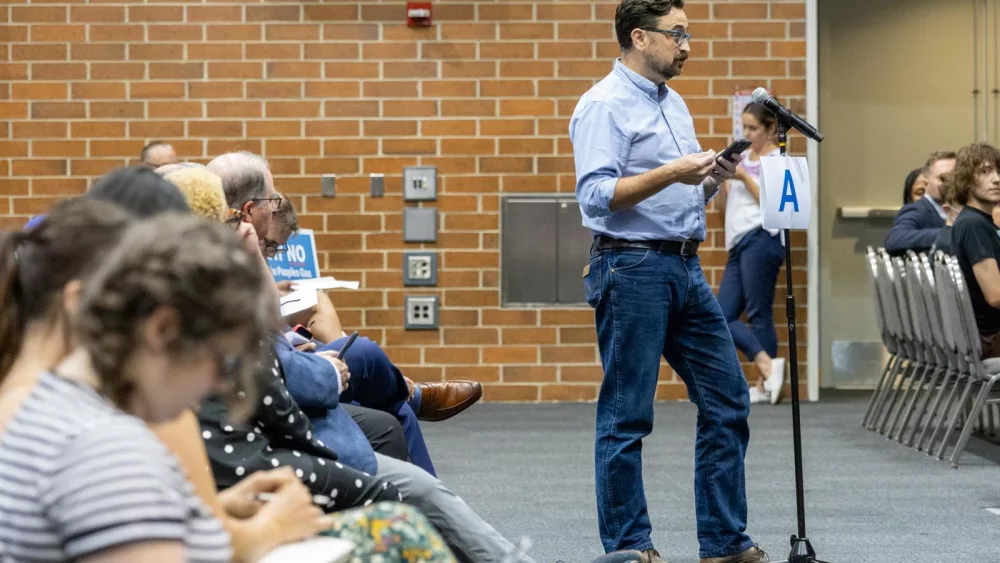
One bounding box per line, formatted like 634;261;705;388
0;0;808;402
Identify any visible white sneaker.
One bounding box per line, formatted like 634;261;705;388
764;358;786;405
748;386;768;404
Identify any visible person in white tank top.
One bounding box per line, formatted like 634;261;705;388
715;102;786;406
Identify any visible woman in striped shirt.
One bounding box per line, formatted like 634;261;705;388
0;208;279;562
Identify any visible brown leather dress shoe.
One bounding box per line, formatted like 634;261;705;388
416;381;483;422
699;545;769;563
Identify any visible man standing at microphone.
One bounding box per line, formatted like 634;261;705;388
570;1;768;562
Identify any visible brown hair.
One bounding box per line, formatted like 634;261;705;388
925;150;957;168
615;0;685;51
742;101;778;137
939;172;958;206
0;198;132;378
74;214;275;419
272;193;299;239
949;143;1000;205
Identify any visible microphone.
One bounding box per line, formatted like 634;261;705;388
751;87;824;143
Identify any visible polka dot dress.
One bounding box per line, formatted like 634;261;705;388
197;347;401;512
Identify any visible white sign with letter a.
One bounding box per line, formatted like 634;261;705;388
759;156;811;230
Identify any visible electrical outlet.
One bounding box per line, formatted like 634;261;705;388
403;252;436;286
404;296;438;330
403;166;437;201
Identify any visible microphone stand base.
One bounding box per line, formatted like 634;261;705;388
773;536;829;563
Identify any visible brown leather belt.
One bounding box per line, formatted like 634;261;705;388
594;235;700;257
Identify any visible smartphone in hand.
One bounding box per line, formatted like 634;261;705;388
716;139;752;165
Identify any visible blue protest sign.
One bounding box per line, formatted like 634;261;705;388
267;228;320;282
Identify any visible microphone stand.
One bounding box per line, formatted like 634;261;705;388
773;119;828;563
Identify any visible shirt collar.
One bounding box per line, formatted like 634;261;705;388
923;194;947;220
613;59;667;101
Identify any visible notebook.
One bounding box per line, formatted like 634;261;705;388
258;537;355;563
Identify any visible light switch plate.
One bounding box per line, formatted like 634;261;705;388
321;174;336;198
403;252;437;286
403;207;437;243
370;173;384;198
403;166;437;201
404;295;438;330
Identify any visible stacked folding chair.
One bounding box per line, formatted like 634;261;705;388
861;249;1000;467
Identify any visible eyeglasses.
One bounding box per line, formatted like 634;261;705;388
252;196;283;210
263;239;287;259
642;28;692;46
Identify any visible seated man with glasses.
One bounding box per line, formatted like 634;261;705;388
950;142;1000;357
207;151;282;248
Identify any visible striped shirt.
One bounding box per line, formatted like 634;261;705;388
0;372;232;562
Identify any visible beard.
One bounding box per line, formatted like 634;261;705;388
645;51;687;81
663;54;687;79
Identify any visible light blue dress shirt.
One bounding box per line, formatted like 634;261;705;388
570;59;709;242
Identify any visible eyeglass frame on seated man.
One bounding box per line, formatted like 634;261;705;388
262;238;287;259
252;196;283;211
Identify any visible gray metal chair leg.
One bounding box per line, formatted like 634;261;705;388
863;354;897;428
894;362;933;442
925;372;966;455
904;366;944;447
950;378;998;468
937;376;978;460
868;357;905;431
879;361;916;435
915;369;953;452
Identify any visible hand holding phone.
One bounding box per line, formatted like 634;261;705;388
716;139;751;166
293;324;313;341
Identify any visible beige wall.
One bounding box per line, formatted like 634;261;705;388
818;0;986;387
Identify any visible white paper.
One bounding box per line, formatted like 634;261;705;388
759;156;811;231
258;537;355;563
732;90;755;140
292;277;360;291
280;289;318;317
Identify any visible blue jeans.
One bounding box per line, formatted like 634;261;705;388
584;248;753;559
718;228;784;361
319;337;437;477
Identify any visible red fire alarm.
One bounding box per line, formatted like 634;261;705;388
406;2;432;27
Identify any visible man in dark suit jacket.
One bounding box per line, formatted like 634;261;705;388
884;150;957;255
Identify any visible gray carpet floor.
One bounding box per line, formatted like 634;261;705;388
421;392;1000;563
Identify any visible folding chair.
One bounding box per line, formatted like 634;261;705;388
923;255;973;455
861;246;899;429
866;250;910;432
908;252;961;450
875;255;921;436
892;252;947;443
938;257;1000;467
885;252;935;440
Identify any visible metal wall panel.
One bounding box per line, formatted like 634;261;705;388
556;200;592;304
501;197;558;305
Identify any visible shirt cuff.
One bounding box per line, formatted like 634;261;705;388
582;177;618;218
334;364;344;395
